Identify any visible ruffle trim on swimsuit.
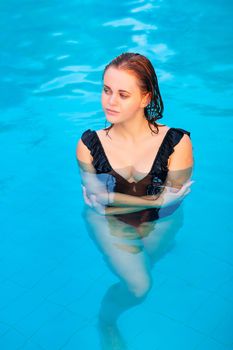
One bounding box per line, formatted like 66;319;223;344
81;127;191;175
81;129;111;173
151;128;191;175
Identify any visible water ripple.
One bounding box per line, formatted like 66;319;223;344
103;17;157;31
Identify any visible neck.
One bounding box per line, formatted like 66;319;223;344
111;112;154;143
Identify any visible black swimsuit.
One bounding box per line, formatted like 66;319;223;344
81;127;191;228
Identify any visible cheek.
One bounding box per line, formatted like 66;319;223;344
126;97;140;110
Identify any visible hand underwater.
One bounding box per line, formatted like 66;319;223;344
159;180;194;208
81;185;106;214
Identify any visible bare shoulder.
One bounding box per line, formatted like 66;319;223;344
175;132;192;149
96;128;109;138
148;123;171;138
76;137;93;164
168;132;193;170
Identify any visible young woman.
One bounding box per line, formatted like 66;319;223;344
76;52;194;347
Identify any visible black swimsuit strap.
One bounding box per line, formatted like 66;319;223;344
81;129;111;173
151;127;191;174
81;127;191;175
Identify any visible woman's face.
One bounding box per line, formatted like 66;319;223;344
101;67;150;123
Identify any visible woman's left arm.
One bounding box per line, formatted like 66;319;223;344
165;133;194;188
80;134;194;212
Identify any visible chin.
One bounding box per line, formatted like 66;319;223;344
105;114;120;122
106;117;119;124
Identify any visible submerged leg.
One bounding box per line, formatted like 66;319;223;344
81;207;154;349
140;204;184;265
82;207;153;302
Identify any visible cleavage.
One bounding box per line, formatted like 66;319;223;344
112;165;151;183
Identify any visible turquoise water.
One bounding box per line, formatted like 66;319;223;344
1;0;233;349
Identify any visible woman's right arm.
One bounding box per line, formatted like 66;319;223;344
76;139;192;212
76;139;162;208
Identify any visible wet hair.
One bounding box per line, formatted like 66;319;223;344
102;52;164;135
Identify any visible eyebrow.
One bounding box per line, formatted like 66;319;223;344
103;84;131;94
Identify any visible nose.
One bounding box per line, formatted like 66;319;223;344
108;94;118;106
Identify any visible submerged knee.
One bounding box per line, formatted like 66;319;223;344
128;275;153;299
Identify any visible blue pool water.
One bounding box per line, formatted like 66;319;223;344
0;0;233;349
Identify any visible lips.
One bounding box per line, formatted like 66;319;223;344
106;108;120;113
